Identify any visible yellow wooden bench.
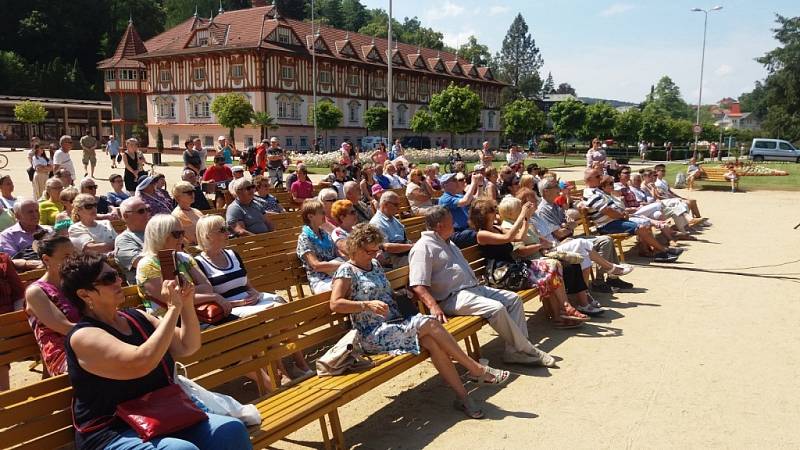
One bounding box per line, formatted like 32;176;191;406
696;165;738;190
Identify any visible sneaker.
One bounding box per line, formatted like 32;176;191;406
667;247;685;256
524;347;557;368
653;252;679;263
576;303;604;316
591;281;614;293
607;278;634;290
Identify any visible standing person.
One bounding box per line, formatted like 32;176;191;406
105;135;120;168
31;144;53;199
266;137;285;187
371;142;389;166
79;133;97;178
183;139;203;174
586;138;607;168
638;140;648;162
254;139;268;176
122;138;144;193
665;141;673;162
506;144;526;168
218;136;233;165
53;135;76;183
389;139;403;161
479;141;494;167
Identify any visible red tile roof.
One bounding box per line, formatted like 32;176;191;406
97;21;148;69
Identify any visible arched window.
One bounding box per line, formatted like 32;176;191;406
487;111;496;129
348;100;361;123
396;104;408;126
187;94;211;118
153;96;175;120
278;95;303;120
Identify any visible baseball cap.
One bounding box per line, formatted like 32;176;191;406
440;173;457;184
232;165;244;173
218;135;226;141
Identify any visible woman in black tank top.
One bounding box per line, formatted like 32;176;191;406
122;139;142;193
61;254;251;450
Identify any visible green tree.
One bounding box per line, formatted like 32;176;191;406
501;99;545;143
399;17;445;49
755;15;800;141
541;72;555;96
554;83;576;95
312;101;343;147
581;102;618;141
315;0;344;28
666;118;694;144
458;36;491;66
548;98;586;163
13;101;48;139
364;106;389;136
210;93;254;142
251;111;279;141
613;108;643;147
497;14;543;99
739;81;768;120
639;104;670;143
340;0;368;31
410;109;437;134
429;83;482;145
649;75;690;120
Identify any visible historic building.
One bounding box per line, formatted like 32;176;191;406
98;4;505;151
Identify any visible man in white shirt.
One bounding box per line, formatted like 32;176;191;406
53;135;76;183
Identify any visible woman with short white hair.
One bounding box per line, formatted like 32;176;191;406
171;181;204;245
68;193;117;255
317;188;340;234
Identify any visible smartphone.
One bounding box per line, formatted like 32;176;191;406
157;249;183;287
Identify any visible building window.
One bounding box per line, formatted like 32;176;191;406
319;70;332;84
231;64;244;79
188;95;211;118
300;136;308;148
329;137;337;149
348;73;359;86
193;67;205;81
277;95;302;120
348;101;360;123
171;135;180;146
203;136;214;147
277;27;291;44
487;111;496;129
119;69;138;80
105;71;116;81
419;80;429;96
281;65;294;80
140;70;147;80
397;78;408;95
286;137;294;148
154;96;176;119
159;70;171;82
396;104;408;126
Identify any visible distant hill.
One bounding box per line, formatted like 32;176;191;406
579;97;639;108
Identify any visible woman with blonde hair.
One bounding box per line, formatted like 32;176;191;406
171;181;204;245
53;187;78;236
405;168;434;214
330;224;509;419
38;178;64;226
67;193;117;255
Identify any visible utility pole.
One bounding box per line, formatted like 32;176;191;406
691;5;723;159
387;0;393;148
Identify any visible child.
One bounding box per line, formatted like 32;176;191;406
724;164;739;193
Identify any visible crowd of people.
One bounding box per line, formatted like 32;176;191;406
0;134;711;447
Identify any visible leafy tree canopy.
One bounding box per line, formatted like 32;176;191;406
548;98;586;140
410;109;437;134
581;102;618;141
364;106;389;133
210;93;254;140
313;101;343;131
429;83;482;136
501;99;545;143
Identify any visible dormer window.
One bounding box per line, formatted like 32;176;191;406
196;30;210;47
277;27;291;44
367;48;381;62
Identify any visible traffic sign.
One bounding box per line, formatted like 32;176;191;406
692;124;702;134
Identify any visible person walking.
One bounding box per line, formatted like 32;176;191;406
79;133;98;178
105;135;120;169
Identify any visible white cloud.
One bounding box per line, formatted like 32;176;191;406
425;1;465;21
489;5;510;16
442;29;476;49
599;3;635;18
714;64;733;77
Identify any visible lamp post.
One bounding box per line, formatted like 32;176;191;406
311;0;318;151
691;5;722;158
387;0;393;149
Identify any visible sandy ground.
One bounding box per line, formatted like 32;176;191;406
4;148;800;448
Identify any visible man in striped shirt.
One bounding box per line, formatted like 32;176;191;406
582;169;679;263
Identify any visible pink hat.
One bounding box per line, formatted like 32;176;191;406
371;184;384;195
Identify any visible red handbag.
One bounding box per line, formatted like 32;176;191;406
194;302;225;324
73;311;207;441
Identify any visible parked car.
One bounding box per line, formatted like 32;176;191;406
361;136;388;151
749;138;800;162
400;135;431;150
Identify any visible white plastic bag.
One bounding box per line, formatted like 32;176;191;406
174;364;261;426
674;172;687;189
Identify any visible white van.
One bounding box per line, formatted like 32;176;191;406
361;136;388;151
749;138;800;162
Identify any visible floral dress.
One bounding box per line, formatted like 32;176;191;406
500;220;563;298
27;280;81;376
296;227;340;293
334;261;433;355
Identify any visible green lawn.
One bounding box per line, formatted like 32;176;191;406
666;162;800;191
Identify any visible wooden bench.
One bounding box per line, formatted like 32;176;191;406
695;166;738;190
576;209;636;263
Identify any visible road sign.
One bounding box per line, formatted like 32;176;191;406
692;124;702;134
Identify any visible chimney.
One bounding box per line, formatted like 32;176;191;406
730;102;741;114
252;0;268;7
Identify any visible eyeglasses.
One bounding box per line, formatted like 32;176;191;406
322;198;336;203
621;171;631;175
93;271;119;287
364;246;381;256
181;190;195;196
82;203;98;210
129;206;150;215
170;230;186;239
387;202;400;207
85;185;98;190
111;178;123;183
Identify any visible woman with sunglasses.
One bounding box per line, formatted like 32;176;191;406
252;175;284;213
105;173;130;207
24;231;79;376
171;181;204;245
68;194;118;255
330;200;359;258
317;188;340;235
136;215;231;318
330;224;509;419
61;254;251;450
296;199;344;294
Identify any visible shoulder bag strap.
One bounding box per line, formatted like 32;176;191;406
118;310;173;383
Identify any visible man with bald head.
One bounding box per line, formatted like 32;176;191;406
343;180;372;223
181;168;212;210
582;168;679;263
114;197;151;284
369;191;413;268
0;199;47;271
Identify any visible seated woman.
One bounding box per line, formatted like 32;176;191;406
405;168;435;214
253;175;285;213
631;170;695;233
135;175;173;216
296;199;343;294
68;194;118;255
54;187;78;236
598;176;680;244
317;188;340;235
468;198;593;327
289;165;315;208
330;224;509;419
483;167;500;201
171;181;204;245
194;215;313;378
61;254;251;450
136;214;232;318
686;157;707;191
39;178;64;226
24;232;79;376
331;200;358;258
359;163;377;206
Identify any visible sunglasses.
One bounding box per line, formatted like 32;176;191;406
621;171;631;175
170;230;186;239
129;207;150;215
181;190;195;195
93;271;119;287
82;203;98;210
322;198;336;203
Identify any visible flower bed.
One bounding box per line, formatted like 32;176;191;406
289;148;499;167
702;162;790;176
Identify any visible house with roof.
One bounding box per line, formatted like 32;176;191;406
713;101;761;131
98;3;505;151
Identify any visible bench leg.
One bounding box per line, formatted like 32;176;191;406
469;333;481;360
614;239;625;263
328;408;346;449
319;416;333;450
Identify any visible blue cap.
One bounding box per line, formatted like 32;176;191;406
558;180;567;189
135;175;155;192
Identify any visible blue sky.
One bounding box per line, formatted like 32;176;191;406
361;0;799;104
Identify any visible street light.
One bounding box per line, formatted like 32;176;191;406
311;0;318;151
387;0;393;148
691;5;723;158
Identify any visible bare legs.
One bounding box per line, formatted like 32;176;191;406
636;226;667;255
417;320;486;400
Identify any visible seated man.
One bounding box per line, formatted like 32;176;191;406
582;169;679;263
652;164;704;220
226;178;274;236
79;177;118;219
114;197;150;285
536;180;633;291
686;157;707;191
437;172;481;248
409;206;555;367
0;199;47;272
343;180;372;223
369;191;413;268
181;168;212;210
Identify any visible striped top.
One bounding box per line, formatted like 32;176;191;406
582;187;615;227
194;249;250;301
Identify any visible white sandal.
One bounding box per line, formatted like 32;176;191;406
609;264;633;276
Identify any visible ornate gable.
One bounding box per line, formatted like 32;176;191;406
428;56;446;73
335;36;359;59
362;42;383;63
446;61;463;76
410;53;428;70
266;25;302;46
307;35;331;54
389;49;406;66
